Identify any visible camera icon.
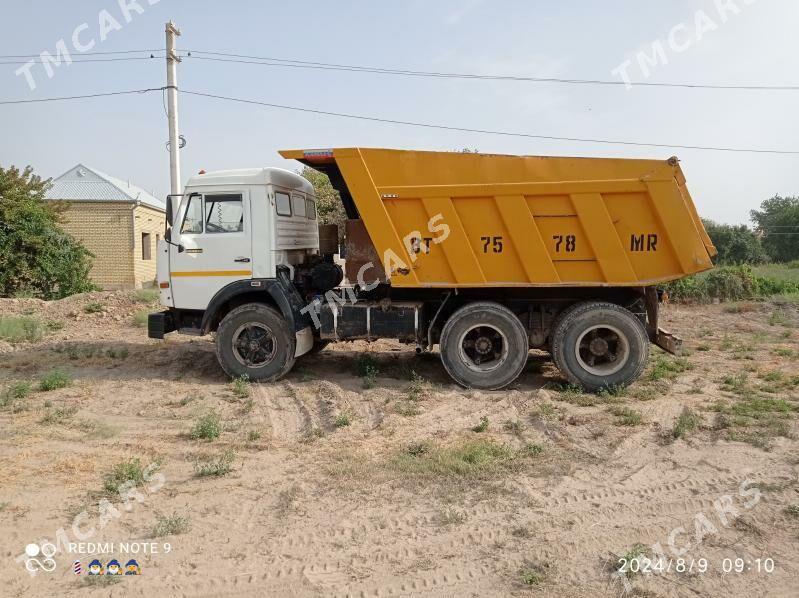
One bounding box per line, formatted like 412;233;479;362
24;542;57;574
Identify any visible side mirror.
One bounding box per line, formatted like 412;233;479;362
178;244;185;253
165;195;174;226
165;229;172;243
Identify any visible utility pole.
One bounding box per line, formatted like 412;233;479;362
165;21;182;198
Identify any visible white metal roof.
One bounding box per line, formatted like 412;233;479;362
45;164;165;212
185;167;314;195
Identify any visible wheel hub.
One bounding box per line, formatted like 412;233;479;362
574;325;629;376
588;337;609;356
232;323;277;367
458;325;508;372
475;337;493;355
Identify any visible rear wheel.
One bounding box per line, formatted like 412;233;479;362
439;302;528;390
550;302;648;392
216;303;296;381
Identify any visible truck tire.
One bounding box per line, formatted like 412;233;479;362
550;302;648;392
216;303;296;382
439;302;528;390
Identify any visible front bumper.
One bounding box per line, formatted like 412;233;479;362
147;311;176;339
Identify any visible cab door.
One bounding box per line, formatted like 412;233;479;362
170;190;252;310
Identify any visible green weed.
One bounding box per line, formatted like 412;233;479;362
231;374;251;398
190;411;222;441
333;412;352;428
40;404;78;425
153;511;191;536
471;416;489;433
133;289;160;303
103;458;149;495
392;439;517;478
132;310;150;328
194;450;236;477
355;353;379;377
83;301;105;314
648;355;693;381
672;408;702;440
609;406;643;426
0;316;46;343
39;369;71;391
362;365;378;390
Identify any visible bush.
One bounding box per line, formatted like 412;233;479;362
153;512;191;536
190;411;222;441
0;316;46;343
132;310;150;328
194;450;236;477
751;195;799;263
103;458;148;495
83;301;105;314
665;265;799;303
39;369;71;391
702;219;768;265
0;165;95;299
133;289;159;303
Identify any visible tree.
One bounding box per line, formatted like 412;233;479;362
702;219;768;265
300;166;347;239
751;195;799;263
0;165;95;299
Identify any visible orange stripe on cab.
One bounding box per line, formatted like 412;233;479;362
170;270;252;277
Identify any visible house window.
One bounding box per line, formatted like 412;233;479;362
142;233;152;260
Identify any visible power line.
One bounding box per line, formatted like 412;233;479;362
181;89;799;155
0;88;164;105
185;50;799;92
0;56;162;65
0;49;160;59
1;85;796;155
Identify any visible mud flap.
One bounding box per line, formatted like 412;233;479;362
295;326;314;357
644;286;683;355
655;328;683;355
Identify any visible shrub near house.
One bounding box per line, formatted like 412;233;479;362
0;164;94;299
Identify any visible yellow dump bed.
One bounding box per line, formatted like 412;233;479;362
280;148;716;288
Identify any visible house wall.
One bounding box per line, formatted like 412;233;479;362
59;201;135;289
133;204;166;288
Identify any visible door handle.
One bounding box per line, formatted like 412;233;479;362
234;257;251;263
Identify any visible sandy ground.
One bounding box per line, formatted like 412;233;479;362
0;292;798;597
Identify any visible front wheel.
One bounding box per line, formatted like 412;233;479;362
216;303;296;381
439;302;529;390
550;302;649;392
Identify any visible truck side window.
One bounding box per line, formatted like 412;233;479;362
276;192;291;216
180;194;203;234
306;198;316;220
204;194;244;233
292;194;307;218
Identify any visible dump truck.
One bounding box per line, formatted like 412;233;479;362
148;148;716;391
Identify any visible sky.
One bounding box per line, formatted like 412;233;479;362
0;0;797;225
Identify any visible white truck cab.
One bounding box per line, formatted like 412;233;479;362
159;167;318;310
152;167;326;373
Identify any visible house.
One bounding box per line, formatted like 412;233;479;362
45;164;166;289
